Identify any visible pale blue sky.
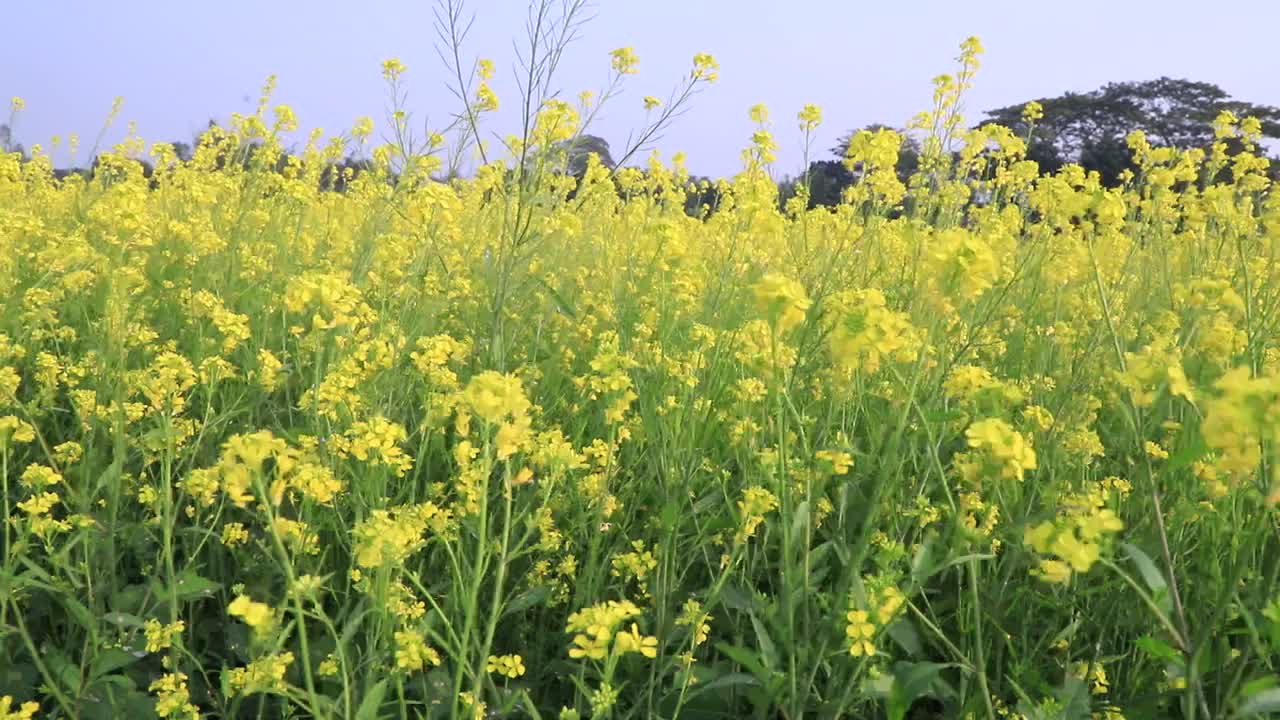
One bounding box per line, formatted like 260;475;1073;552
3;0;1276;177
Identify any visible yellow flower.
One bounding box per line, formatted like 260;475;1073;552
609;46;640;75
0;416;35;445
227;595;274;634
798;103;822;131
227;652;294;695
1036;558;1073;584
143;619;186;653
752;273;811;334
816;449;854;475
676;599;712;645
1050;531;1100;573
148;672;198;719
256;349;284;392
461;371;531;426
475;83;499;112
692;53;719;81
352;116;374;140
0;695;40;720
19;464;62;489
318;655;339;677
643;95;662;111
487;653;527;678
735;486;779;543
565;599;643;660
614;623;658;658
965;418;1037;481
395;630;442;672
845;609;876;657
220;522;249;547
381;58;407;81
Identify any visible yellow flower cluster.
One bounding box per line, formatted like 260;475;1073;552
1201;366;1280;484
143;618;186;652
827;289;921;375
226;652;294;695
1024;484;1125;583
148;672;198;720
332;415;413;476
959;418;1038;482
3;35;1280;719
228;594;275;636
352;502;451;569
395;630;442;672
565;599;657;660
0;696;39;720
459;371;534;459
487;653;527;678
735;486;779;544
752;273;811;334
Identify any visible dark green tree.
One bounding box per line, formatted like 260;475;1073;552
0;124;23;156
830;123;921;182
981;77;1280;184
556;134;615;177
789;124;920;208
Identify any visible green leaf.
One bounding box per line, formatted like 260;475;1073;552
517;689;544;720
718;585;754;613
356;679;389;720
692;491;723;515
108;584;148;617
534;276;577;319
790;500;810;542
1165;435;1209;473
684;672;760;702
502;586;550;617
62;595;99;637
0;662;39;698
1236;686;1280;718
1136;635;1180;663
1120;542;1169;612
715;642;766;678
749;614;778;672
91;648;143;681
172;571;220;601
1049;620;1081;650
102;612;144;629
45;647;81;695
886;661;949;720
1241;676;1280;698
1055;674;1094;720
887;618;923;657
910;533;938;584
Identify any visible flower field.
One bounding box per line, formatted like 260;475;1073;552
3;28;1280;720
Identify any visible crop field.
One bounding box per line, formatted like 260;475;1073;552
2;20;1280;720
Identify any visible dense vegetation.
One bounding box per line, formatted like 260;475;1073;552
3;10;1280;720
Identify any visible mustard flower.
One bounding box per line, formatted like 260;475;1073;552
609;46;640;75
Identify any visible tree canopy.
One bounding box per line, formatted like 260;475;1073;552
980;77;1280;182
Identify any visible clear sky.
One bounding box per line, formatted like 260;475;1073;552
3;0;1276;177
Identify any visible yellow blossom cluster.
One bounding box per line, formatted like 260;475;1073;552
565;599;657;661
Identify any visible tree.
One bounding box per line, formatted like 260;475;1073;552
981;78;1280;184
788;124;920;208
780;160;853;209
0;124;24;156
830;124;921;183
556;134;615;177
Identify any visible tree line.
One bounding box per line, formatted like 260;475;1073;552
3;76;1277;208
